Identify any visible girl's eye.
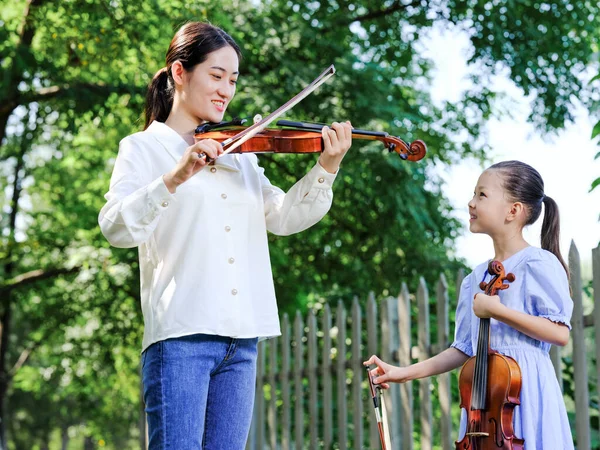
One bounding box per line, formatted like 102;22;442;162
479;192;486;197
212;75;222;80
230;79;237;85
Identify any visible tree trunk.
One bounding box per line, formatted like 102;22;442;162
61;426;69;450
83;436;95;450
0;143;25;448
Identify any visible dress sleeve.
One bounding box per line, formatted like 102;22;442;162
451;274;474;357
98;137;175;248
252;156;337;236
525;254;573;329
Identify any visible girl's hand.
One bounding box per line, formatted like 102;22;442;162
363;355;410;388
318;121;353;173
472;293;504;319
163;139;223;193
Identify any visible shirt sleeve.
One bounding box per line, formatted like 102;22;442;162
98;137;175;248
525;253;573;329
451;274;474;357
253;156;337;236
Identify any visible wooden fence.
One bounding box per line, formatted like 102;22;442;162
245;242;600;450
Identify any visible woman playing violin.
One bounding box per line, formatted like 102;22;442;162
98;22;352;449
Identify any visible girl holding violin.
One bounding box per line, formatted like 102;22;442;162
99;22;352;449
365;161;574;448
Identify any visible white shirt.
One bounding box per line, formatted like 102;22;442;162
99;121;337;351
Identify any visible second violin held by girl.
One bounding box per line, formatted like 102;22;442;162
365;160;574;449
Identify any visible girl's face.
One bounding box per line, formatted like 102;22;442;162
468;170;514;235
180;45;239;124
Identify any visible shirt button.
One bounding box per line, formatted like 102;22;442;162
231;289;238;295
161;201;169;207
210;167;217;173
225;226;231;232
318;177;325;183
228;257;235;264
221;193;227;199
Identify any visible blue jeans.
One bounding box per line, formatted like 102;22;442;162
141;333;259;449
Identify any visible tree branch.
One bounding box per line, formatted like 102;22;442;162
338;1;418;26
0;82;144;120
1;266;81;293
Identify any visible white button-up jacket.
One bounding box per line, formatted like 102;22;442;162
99;121;337;351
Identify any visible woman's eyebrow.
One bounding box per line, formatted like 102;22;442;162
210;66;239;75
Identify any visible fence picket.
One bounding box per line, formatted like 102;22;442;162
336;301;348;450
381;296;401;448
437;274;452;450
268;335;277;450
398;283;413;450
417;277;432;450
322;304;333;449
308;310;318;449
281;314;291;450
352;298;363;450
593;245;600;428
294;312;304;450
367;293;379;449
569;242;591;448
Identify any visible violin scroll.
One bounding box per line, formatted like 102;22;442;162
479;260;515;295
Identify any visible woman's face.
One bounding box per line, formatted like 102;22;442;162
180;45;239;124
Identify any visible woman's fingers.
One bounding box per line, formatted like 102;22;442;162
330;121;352;152
194;139;222;162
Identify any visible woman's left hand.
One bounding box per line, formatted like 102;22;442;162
473;293;504;319
318;121;353;173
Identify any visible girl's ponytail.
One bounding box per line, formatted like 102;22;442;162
144;67;173;130
489;160;569;278
541;195;569;277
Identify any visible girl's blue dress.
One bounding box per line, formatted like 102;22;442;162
452;246;574;449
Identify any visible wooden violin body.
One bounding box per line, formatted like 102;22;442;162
456;260;524;449
194;120;427;162
457;352;523;449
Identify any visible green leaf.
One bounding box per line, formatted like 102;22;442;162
590;177;600;192
592;120;600;140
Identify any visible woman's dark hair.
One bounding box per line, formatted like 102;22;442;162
488;160;568;277
144;22;242;129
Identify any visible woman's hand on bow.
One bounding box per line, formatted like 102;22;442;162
318;121;353;173
163;139;223;193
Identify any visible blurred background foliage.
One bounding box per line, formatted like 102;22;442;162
1;0;598;448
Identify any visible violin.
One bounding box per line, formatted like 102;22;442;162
194;119;426;162
456;260;524;450
190;64;426;164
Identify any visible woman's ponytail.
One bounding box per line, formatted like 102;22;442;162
144;67;173;130
142;22;242;130
541;195;569;277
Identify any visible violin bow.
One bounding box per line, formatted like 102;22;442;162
217;65;336;157
366;366;392;450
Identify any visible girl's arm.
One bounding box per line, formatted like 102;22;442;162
364;347;470;388
473;293;570;346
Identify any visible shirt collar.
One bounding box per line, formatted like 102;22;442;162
146;121;241;172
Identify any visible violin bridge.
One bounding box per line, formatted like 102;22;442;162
466;432;490;437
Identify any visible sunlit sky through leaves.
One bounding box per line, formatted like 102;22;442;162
422;24;600;273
